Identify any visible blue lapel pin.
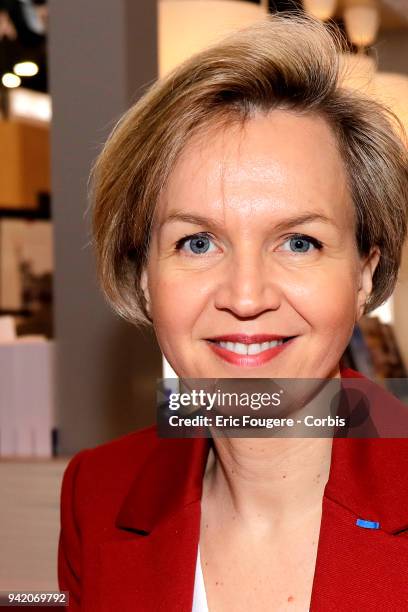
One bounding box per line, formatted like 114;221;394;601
356;518;380;529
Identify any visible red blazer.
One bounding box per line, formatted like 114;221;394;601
58;368;408;611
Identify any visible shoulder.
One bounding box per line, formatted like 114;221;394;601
341;366;408;437
60;424;160;522
68;423;160;472
58;426;164;604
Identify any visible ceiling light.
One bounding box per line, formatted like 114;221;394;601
343;3;380;48
13;61;39;77
2;73;21;88
302;0;337;21
8;88;52;124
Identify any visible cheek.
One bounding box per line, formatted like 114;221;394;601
148;270;213;374
148;270;208;337
288;264;359;335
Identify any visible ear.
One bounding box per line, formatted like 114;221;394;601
140;268;151;317
356;246;381;321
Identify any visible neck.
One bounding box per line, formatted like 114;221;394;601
203;369;342;534
204;436;333;534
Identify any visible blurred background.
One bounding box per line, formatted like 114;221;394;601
0;0;406;593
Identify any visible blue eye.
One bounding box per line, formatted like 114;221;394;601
175;232;216;255
174;232;323;255
282;234;323;253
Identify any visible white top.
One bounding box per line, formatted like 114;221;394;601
192;545;209;612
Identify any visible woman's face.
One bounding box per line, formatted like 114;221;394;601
141;110;379;379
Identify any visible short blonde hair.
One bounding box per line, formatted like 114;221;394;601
90;12;408;327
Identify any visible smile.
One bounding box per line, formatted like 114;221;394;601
213;339;285;355
206;336;296;367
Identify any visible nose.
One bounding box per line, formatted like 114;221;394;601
213;250;282;318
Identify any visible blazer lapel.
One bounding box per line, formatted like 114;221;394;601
99;436;211;612
310;438;408;611
99;502;202;611
310;368;408;610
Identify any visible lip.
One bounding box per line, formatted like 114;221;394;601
207;334;294;344
206;336;297;367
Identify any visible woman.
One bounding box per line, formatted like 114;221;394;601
58;13;408;612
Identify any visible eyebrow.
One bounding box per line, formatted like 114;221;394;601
158;211;337;233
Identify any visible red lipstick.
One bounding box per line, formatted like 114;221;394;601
205;334;296;367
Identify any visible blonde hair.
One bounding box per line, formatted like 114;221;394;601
90;12;408;327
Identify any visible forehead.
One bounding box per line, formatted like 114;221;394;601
157;109;352;227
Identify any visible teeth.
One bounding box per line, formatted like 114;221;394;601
248;343;259;355
233;342;247;355
218;340;284;355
